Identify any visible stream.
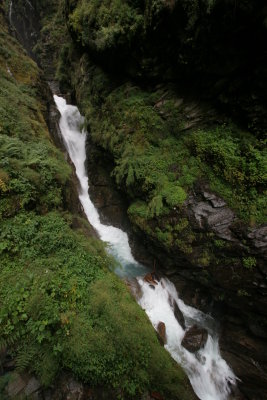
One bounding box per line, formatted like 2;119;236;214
54;95;238;400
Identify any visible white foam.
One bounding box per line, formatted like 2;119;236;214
54;95;147;277
138;278;237;400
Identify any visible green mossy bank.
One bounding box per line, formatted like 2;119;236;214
0;5;196;399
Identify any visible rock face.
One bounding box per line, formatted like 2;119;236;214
181;325;208;353
6;373;41;399
2;370;121;400
85;137;129;231
190;191;235;241
220;321;267;400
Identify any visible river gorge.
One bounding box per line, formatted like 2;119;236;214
0;1;266;399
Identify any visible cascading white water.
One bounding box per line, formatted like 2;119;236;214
9;1;13;26
137;278;237;400
54;96;147;278
25;0;34;10
54;95;237;400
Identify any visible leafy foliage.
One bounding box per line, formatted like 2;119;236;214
80;81;266;225
68;0;144;51
0;212;192;398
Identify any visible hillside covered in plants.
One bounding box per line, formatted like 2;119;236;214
1;0;267;399
0;2;197;399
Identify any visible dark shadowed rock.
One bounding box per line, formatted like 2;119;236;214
168;295;186;329
151;391;164;400
157;322;167;345
173;301;186;330
182;325;208;353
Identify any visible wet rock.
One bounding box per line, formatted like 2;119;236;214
192;200;235;241
173;300;186;330
157;322;167;345
182;325;208;353
144;273;158;286
203;191;227;208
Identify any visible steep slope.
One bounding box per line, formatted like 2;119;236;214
0;3;196;399
9;0;267;399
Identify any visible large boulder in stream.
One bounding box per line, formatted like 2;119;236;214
182;325;208;353
157;322;167;345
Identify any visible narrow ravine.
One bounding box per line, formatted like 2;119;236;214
54;95;238;400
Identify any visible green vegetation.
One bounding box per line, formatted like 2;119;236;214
0;213;192;398
66;0;267;134
242;257;257;270
77;79;266;234
0;8;194;399
68;0;144;51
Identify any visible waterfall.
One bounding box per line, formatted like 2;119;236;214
9;1;13;26
54;96;147;278
25;0;34;10
54;95;238;400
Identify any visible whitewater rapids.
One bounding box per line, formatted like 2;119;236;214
54;95;237;400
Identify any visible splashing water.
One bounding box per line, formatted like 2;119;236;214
54;95;147;278
54;95;237;400
137;278;237;400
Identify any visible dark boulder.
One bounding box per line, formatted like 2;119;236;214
173;300;186;330
181;325;208;353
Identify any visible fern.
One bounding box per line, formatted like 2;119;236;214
16;346;37;372
126;165;135;186
0;329;22;352
148;195;163;217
